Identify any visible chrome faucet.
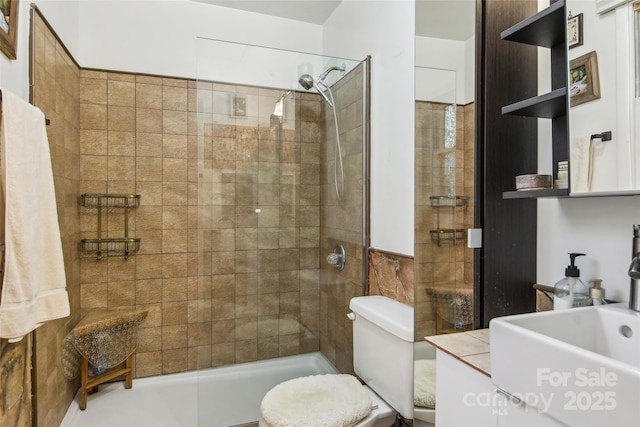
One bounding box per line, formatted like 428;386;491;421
627;224;640;311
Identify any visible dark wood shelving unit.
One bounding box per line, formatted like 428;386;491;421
500;0;569;199
500;0;566;48
503;188;569;199
501;87;566;119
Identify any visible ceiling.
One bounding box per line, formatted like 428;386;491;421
193;0;475;41
194;0;342;25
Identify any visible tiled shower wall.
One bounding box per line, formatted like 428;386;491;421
30;11;82;427
415;102;474;340
319;65;365;374
78;71;323;376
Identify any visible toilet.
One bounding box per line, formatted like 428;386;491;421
259;295;414;427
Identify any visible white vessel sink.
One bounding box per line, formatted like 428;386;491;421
490;303;640;425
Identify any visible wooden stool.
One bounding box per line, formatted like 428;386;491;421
67;309;147;410
80;352;133;410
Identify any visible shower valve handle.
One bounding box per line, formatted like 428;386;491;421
327;253;341;264
326;245;346;270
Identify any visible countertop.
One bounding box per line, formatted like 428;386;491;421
424;329;491;377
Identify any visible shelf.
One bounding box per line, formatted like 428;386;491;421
430;196;470;208
503;188;570;199
501;88;567;119
430;229;467;245
501;0;566;48
81;238;141;259
80;193;141;259
81;194;140;209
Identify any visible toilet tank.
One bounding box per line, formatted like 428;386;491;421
349;295;414;419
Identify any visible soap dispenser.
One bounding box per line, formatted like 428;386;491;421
553;253;591;310
589;280;607;305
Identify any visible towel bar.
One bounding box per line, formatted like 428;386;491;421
590;131;612;141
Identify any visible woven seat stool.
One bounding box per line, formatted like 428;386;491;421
64;309;147;410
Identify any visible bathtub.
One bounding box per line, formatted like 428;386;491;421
60;352;338;427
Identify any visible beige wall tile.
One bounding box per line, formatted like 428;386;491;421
162;206;188;229
162;253;188;278
108;80;136;106
107;280;135;309
162;348;188;374
80;103;107;130
163;77;188;88
235;339;258;363
135;351;162;377
80;129;108;155
163;110;188;135
162;228;188;253
163;301;188;325
138;327;162;352
80;155;108;181
162;277;188;302
211;342;235;367
108;258;137;282
163;86;188;111
136;279;162;304
136;254;163;279
163;134;188;158
108;106;136;132
163;158;188;182
137;132;163;157
136;108;163;133
80;283;107;309
136;82;163;109
107;155;136;181
162;325;188;350
108;131;135;156
137;75;163;85
108;72;135;83
212;319;235;344
80;78;107;104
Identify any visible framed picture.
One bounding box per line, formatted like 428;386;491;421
567;13;583;49
0;0;18;60
569;51;601;107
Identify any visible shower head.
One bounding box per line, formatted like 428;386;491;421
298;74;314;91
298;74;333;107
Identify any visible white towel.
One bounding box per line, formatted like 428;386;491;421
570;136;593;193
0;88;69;342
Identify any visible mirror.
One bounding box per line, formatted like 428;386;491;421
413;2;475;422
413;0;476;394
566;0;640;193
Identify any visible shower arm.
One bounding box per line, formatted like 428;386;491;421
318;65;346;83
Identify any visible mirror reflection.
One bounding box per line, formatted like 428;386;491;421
413;2;475;424
414;0;476;338
567;0;640;193
414;67;474;339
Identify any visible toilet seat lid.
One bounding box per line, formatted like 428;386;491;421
260;374;372;427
